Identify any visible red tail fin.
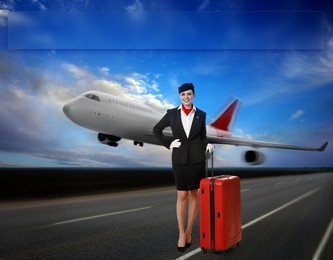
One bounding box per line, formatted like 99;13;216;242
209;100;239;131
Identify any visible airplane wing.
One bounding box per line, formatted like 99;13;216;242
207;135;328;152
147;129;327;152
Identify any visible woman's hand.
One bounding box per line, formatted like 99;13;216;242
170;139;181;149
206;143;214;153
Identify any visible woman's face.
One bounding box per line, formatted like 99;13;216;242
180;89;195;108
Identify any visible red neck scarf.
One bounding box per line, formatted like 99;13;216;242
182;104;193;116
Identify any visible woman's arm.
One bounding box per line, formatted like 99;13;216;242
153;112;172;149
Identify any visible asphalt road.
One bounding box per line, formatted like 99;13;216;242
1;172;332;260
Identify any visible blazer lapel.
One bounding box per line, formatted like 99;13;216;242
188;111;201;139
176;109;188;138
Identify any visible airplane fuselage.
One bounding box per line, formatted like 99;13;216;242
64;91;161;145
63;90;225;146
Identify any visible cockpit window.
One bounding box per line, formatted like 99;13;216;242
84;93;100;102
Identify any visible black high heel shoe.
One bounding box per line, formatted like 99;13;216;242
177;245;186;252
185;232;192;248
177;236;186;252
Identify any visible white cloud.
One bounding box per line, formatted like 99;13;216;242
150;80;159;91
60;63;174;112
124;75;147;94
62;63;92;79
283;55;333;87
233;128;254;140
93;79;125;96
0;9;8;27
239;37;333;106
126;0;144;12
289;110;304;120
99;67;109;75
279;38;333;89
31;0;47;11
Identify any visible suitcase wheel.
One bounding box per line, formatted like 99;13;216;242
201;248;207;254
225;242;240;254
215;250;227;256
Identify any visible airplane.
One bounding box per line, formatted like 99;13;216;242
63;90;328;165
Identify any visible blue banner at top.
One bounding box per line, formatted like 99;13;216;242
8;11;324;50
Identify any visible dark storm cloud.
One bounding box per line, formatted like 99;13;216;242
0;88;44;152
0;53;46;93
0;53;15;81
0;53;54;154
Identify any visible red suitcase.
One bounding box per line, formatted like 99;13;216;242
200;174;242;254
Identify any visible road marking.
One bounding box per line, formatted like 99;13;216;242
275;182;283;185
313;216;333;260
53;206;152;225
241;189;250;192
175;188;319;260
242;188;318;229
176;248;202;260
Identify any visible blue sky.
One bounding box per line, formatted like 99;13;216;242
0;0;332;168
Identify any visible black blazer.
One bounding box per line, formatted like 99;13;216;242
153;107;207;165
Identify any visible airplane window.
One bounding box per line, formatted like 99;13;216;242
84;93;100;102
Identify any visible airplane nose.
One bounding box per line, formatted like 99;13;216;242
62;99;83;125
63;102;72;118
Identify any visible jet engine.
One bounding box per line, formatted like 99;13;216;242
243;150;265;165
98;133;121;147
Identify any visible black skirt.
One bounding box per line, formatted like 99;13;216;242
172;160;206;191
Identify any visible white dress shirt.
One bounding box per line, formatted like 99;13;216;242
178;105;197;138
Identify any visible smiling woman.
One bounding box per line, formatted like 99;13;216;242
153;83;214;252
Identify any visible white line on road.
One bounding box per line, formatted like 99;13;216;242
175;188;319;260
242;188;318;229
176;248;202;259
241;189;250;192
313;216;333;260
53;206;152;225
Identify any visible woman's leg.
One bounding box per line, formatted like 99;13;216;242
185;189;199;243
176;190;189;248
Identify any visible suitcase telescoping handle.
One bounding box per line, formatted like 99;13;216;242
211;151;214;177
205;151;214;177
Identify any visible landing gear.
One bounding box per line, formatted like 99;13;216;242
134;141;143;147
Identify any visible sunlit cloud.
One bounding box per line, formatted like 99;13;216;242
61;62;174;112
62;63;92;79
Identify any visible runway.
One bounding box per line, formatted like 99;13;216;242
1;172;332;260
